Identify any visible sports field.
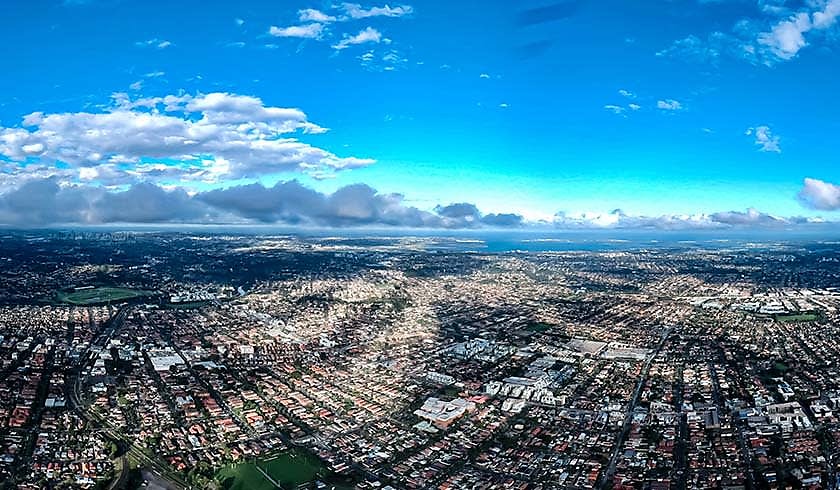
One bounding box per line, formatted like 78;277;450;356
216;449;350;490
56;287;155;305
776;313;819;323
216;460;276;490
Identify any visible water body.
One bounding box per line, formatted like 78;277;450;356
7;225;840;253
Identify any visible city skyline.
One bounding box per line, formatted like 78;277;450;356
2;0;840;228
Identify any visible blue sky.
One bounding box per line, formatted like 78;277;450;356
1;0;840;228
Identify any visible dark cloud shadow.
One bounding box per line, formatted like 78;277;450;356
516;1;582;26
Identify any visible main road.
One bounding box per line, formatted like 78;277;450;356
66;305;190;490
596;326;672;490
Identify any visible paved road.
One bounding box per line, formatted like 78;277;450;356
67;306;190;490
106;454;128;490
596;327;672;490
672;363;688;490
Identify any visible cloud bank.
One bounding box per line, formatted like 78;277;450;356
0;179;524;228
0;178;828;230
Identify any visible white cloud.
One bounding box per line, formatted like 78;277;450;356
299;8;337;23
332;27;382;50
21;143;44;154
135;38;173;49
759;12;811;59
235;18;245;26
358;49;408;71
628;103;641;111
552;208;803;230
603;104;625;115
129;80;143;91
479;73;490;79
657;33;727;63
341;3;413;19
660;1;840;66
657;99;683;111
759;0;840;60
0;92;374;183
798;177;840;210
745;125;781;153
814;0;840;28
78;167;99;180
618;89;635;99
269;23;324;39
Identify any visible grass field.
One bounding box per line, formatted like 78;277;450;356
216;461;276;490
56;287;155;305
216;449;339;490
776;313;819;323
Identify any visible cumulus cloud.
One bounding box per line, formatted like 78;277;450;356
333;27;382;50
709;207;785;226
745;125;781;153
269;23;324;39
340;3;413;19
269;4;411;48
0;92;374;182
435;202;481;220
657;99;683;111
299;8;336;23
760;12;811;59
798;177;840;210
0;178;95;225
433;202;521;227
481;213;524;228
93;183;209;223
759;0;840;60
0;180;217;225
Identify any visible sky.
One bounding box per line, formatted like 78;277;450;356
2;0;840;229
